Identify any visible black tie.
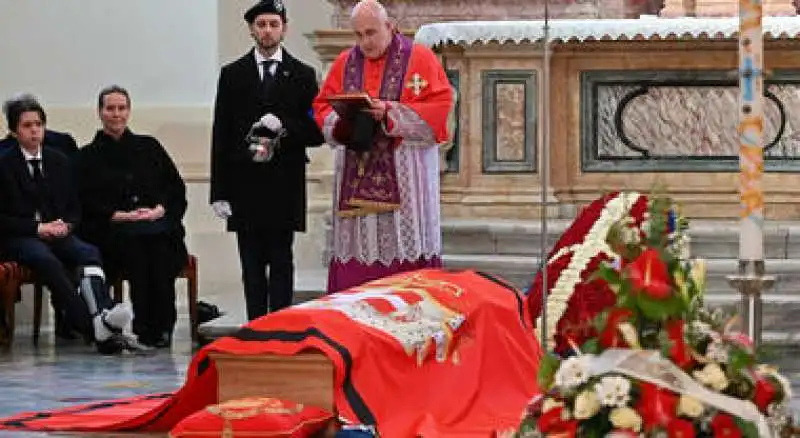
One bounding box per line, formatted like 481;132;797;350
261;60;277;95
29;158;43;183
28;158;50;221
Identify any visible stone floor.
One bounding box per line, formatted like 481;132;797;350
1;271;799;437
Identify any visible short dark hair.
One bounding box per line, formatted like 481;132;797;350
97;85;131;110
3;95;46;133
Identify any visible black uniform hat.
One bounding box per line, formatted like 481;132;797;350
244;0;288;23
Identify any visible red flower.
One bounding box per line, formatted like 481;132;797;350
665;319;695;370
599;308;634;349
625;248;672;299
546;420;578;438
537;406;564;433
637;382;678;431
711;413;742;438
752;374;778;413
667;419;696;438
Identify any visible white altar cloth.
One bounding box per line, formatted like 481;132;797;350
415;17;800;47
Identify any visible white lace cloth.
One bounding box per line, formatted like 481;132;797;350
415;17;800;47
323;107;442;266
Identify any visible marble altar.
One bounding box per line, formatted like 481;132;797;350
307;1;800;223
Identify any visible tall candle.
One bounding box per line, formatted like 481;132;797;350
738;0;765;262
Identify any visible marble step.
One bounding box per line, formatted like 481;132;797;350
442;219;800;259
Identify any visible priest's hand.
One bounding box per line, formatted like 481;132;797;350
364;100;389;121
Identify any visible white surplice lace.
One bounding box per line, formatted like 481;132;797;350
323;105;441;266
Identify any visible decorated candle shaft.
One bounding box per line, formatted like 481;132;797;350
738;0;765;261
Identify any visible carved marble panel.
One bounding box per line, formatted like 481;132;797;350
581;70;800;172
482;70;538;173
495;84;527;161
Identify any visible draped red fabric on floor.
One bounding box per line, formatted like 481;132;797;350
0;269;543;438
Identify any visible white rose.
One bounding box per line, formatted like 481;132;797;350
573;390;601;419
609;407;642;432
554;356;590;388
693;363;729;391
542;398;563;413
677;395;705;418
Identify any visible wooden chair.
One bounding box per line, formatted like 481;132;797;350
0;255;199;346
0;262;21;347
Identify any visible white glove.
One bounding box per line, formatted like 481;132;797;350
211;201;232;219
259;113;282;131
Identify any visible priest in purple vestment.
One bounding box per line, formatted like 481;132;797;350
312;0;453;293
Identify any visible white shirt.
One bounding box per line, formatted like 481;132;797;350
20;146;43;177
254;46;283;80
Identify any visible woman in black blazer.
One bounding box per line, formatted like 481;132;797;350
76;85;188;349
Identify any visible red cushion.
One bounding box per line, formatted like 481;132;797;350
170;397;334;438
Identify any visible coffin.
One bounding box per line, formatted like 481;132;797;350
209;351;335;411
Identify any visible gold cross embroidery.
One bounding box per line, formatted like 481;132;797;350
406;73;428;96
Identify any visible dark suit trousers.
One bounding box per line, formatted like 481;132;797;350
236;229;294;320
2;235;101;337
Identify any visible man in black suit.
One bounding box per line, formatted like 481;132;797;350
1;94;81;339
209;0;324;321
0;96;136;354
1;94;79;161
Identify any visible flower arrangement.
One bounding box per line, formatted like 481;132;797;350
515;193;796;437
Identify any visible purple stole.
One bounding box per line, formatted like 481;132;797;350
337;33;412;218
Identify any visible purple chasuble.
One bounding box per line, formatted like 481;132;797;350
337;33;412;217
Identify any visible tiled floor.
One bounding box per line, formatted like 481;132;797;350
1;275;799;437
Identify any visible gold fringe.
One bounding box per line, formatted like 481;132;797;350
337;198;400;217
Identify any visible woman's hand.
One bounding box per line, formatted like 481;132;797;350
137;205;165;221
111;210;139;222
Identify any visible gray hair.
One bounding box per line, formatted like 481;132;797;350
350;0;389;22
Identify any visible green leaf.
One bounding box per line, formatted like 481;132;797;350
728;346;756;375
593;311;609;333
636;293;683;321
579;412;613;438
537;353;561;390
582;338;601;354
594;263;622;286
734;417;760;438
515;418;538;438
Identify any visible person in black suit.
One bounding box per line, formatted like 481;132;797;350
2;95;82;340
0;96;136;354
210;0;324;321
76;85;188;349
1;94;79;161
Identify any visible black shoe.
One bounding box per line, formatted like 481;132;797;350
95;336;127;355
140;332;172;349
